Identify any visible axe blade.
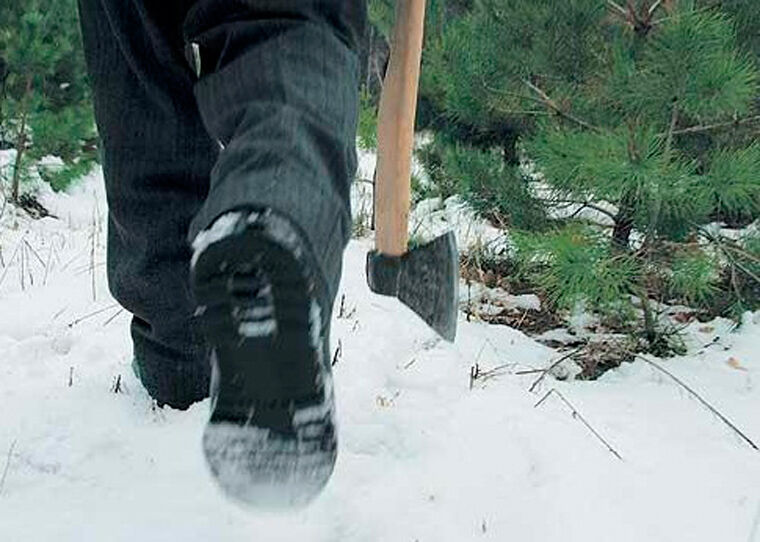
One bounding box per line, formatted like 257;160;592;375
367;231;459;342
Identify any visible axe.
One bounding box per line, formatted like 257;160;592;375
366;0;459;342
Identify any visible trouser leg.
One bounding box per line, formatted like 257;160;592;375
78;0;366;409
184;1;367;303
78;0;218;408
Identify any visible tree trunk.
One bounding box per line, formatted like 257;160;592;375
11;75;33;203
502;132;519;166
612;190;636;250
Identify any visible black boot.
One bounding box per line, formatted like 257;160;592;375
191;209;337;507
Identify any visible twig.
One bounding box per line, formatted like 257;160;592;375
331;340;343;367
402;357;418;370
68;367;74;387
648;0;664;15
102;307;125;327
699;227;760;286
468;340;495;389
476;363;514;383
605;0;629;17
20;240;26;290
529;346;586;393
111;374;123;394
515;309;529;330
43;243;54;285
23;241;34;288
23;239;45;268
67;303;119;328
469;364;480;390
540;198;618;222
635;354;758;450
0;439;17;496
90;217;97;302
523;79;602;133
0;240;21;288
515;368;544;376
669;115;760;136
535;388;623;460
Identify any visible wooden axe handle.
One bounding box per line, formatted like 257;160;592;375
374;0;426;257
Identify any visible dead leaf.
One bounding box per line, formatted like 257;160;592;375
727;357;748;372
673;311;695;324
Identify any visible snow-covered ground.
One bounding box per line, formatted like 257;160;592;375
1;169;760;542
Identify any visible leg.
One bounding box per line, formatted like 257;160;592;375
78;0;219;409
185;1;366;303
182;2;366;505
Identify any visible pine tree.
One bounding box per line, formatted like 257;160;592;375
0;0;95;202
408;0;759;351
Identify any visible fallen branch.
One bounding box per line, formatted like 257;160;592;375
635;354;758;451
535;388;623;460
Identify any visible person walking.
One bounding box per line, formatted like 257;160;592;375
77;0;366;506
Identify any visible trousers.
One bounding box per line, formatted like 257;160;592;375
77;0;366;408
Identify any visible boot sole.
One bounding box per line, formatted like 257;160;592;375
191;210;336;507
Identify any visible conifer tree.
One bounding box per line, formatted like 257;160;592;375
384;0;760;350
0;0;95;202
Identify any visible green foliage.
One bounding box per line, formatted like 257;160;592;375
416;135;547;229
368;0;395;39
0;0;95;197
40;157;95;192
625;10;758;120
415;0;760;352
445;142;547;230
704;144;760;222
513;225;639;312
415;134;462;201
357;88;378;151
668;249;720;307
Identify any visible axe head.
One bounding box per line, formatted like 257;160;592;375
366;232;459;342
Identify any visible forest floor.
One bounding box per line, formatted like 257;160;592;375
1;166;760;541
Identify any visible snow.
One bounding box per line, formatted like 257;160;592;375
1;169;760;541
356;147;508;257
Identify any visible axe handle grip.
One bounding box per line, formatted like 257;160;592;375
374;0;426;257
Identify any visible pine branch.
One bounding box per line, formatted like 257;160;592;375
522;79;602;133
664;104;679;159
698;227;760;286
669;115;760;136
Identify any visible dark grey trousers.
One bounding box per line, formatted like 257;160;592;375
78;0;366;408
